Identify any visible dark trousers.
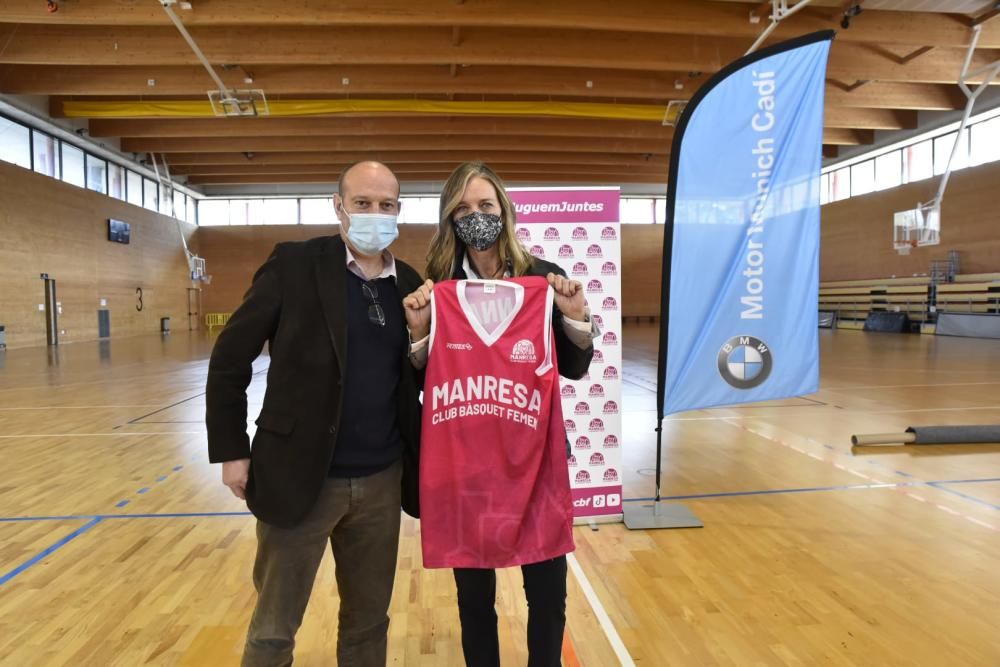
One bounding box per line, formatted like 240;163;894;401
242;461;402;667
453;556;568;667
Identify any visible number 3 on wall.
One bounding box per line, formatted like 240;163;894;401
136;287;144;312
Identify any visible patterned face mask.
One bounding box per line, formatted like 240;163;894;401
454;211;503;251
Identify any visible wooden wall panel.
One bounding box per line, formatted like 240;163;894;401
0;161;196;350
820;160;1000;281
197;224;668;318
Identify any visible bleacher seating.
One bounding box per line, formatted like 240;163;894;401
819;273;1000;333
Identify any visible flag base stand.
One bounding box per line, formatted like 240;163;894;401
623;500;703;530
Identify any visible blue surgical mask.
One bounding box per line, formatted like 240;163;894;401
341;206;398;256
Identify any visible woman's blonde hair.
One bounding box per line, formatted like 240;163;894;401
426;162;533;282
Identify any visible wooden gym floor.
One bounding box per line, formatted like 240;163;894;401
1;325;998;666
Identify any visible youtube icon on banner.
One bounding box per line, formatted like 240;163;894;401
509;187;623;520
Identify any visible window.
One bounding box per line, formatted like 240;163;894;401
198;200;230;226
830;166;850;201
820;172;830;205
187;196;198;225
620;197;655;224
32;130;59;178
229;199;249;225
86;154;107;194
0;116;31;169
301;198;336;224
108;163;125;200
159;183;173;215
970;116;1000;166
654;197;666;223
850;161;875;196
902;140;932;183
397;197;438;224
61;143;85;187
933;131;969;175
143;178;159;212
126;170;143;206
260;198;298;224
174;191;186;222
874;151;902;191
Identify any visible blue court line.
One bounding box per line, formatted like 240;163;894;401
933;477;1000;485
136;487;149;494
156;476;167;482
0;511;252;523
0;518;103;586
115;500;130;508
623;482;905;503
927;482;1000;511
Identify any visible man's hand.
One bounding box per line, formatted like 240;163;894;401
547;272;586;322
223;458;250;500
403;279;435;341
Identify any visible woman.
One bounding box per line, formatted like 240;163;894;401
404;162;596;667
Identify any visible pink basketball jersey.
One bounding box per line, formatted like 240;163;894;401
420;276;575;569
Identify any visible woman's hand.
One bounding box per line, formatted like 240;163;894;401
546;273;587;322
403;279;435;341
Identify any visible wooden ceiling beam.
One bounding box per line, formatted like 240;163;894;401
90;116;676;140
120;130;855;154
824;81;966;110
822;107;918;131
3;66;965;112
186;172;669;186
0;0;995;48
0;64;693;98
121;135;671;154
2;24;995;85
822;128;875;146
170;162;669;177
159;150;671;167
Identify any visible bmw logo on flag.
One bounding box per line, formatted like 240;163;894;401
717;336;772;389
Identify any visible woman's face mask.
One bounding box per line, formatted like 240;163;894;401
454;211;503;251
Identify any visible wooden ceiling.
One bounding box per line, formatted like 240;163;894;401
1;0;998;191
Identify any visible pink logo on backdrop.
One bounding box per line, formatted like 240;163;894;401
581;371;591;380
572;262;588;276
561;384;576;398
572;226;589;240
592;314;605;329
575;402;590;415
544;227;561;240
564;419;577;433
587;280;603;294
575;436;591;450
529;245;546;258
603;468;620;482
602;332;619;346
509;189;620;224
603;400;620;414
589;452;606;466
589;418;605;431
604;435;620;448
602;297;619;311
601;226;618;240
558;244;574;258
589;384;604;398
575;470;592;484
516;228;531;242
586;244;603;258
604;366;619;379
592;349;605;363
568;455;578;467
601;261;618;276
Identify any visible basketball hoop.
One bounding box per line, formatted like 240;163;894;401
201;274;213;285
895;240;916;256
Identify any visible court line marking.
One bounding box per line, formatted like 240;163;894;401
567;552;636;667
0;432;206;438
0;518;103;586
927;482;1000;511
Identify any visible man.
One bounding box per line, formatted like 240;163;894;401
206;161;424;667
